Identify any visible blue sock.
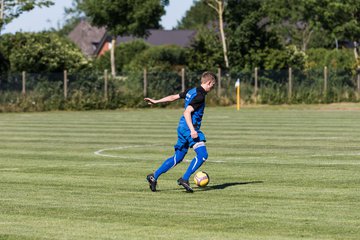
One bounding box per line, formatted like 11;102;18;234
182;146;208;181
154;150;187;180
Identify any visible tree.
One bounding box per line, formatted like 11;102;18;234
186;26;224;71
317;0;360;48
263;0;360;51
204;0;229;68
94;40;149;73
225;0;282;71
263;0;321;51
76;0;167;77
0;0;54;33
0;32;89;73
176;1;216;30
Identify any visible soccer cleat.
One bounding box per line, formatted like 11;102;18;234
146;173;157;192
177;177;194;193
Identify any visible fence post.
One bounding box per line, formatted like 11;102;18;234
217;68;221;97
143;68;147;97
357;72;360;93
288;67;292;101
324;66;328;95
22;71;26;96
104;69;108;101
64;70;68;99
181;68;185;92
254;67;258;96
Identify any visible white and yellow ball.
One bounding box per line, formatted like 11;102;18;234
194;171;210;187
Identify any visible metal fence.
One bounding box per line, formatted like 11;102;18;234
0;67;359;111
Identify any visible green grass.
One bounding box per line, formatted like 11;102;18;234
1;104;360;239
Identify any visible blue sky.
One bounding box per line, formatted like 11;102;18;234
2;0;196;34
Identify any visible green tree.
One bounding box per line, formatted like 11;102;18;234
225;0;282;71
318;0;360;48
126;45;187;72
186;26;224;71
75;0;167;77
176;1;215;30
0;0;54;33
0;32;89;73
203;0;229;68
263;0;321;51
263;0;360;51
94;40;149;73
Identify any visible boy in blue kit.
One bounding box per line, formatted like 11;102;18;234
144;71;216;193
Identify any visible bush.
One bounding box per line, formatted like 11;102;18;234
94;40;149;73
0;32;90;74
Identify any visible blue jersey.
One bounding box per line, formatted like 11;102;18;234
178;87;207;131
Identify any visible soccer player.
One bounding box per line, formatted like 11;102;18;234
144;71;216;193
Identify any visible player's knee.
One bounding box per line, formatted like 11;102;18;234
194;142;208;161
199;150;208;161
175;149;187;164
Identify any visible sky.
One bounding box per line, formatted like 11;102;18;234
2;0;196;34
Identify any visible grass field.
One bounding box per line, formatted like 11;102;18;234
1;104;360;239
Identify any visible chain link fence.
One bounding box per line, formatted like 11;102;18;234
0;67;359;112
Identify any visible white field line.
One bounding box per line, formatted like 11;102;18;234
93;145;225;163
94;145;154;158
311;152;360;157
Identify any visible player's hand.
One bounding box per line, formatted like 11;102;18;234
190;130;198;139
144;98;157;105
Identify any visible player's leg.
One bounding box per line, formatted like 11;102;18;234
177;131;207;193
146;134;188;192
182;141;208;181
154;148;187;179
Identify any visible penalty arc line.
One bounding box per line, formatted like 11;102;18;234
94;145;225;163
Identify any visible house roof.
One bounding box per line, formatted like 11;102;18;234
115;29;197;47
68;21;197;57
68;20;106;57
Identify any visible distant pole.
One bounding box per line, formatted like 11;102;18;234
181;68;185;92
104;69;108;101
357;71;360;93
64;70;68;99
324;66;328;95
288;67;292;101
217;68;221;97
143;68;147;97
254;67;258;96
22;71;26;96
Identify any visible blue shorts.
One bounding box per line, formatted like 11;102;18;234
174;127;206;152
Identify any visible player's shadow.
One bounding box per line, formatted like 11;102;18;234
199;181;263;191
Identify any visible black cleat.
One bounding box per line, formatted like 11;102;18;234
146;173;157;192
177;178;193;193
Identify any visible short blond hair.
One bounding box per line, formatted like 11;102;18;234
201;71;217;84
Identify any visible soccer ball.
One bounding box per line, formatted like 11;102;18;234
194;171;210;187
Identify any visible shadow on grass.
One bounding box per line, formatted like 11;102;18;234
198;181;263;191
157;181;263;192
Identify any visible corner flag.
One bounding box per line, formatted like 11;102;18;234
235;78;240;110
235;78;240;87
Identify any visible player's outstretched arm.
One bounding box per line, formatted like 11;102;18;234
144;94;180;105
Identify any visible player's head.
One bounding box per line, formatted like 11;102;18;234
201;71;216;92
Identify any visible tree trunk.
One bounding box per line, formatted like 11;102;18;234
0;0;4;33
335;38;338;49
218;0;229;68
110;36;116;77
205;0;229;69
302;25;313;52
0;0;4;20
